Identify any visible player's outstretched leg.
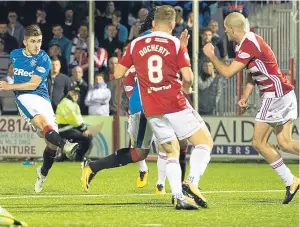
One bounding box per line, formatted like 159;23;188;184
35;146;57;193
81;148;148;192
136;160;149;188
252;121;299;204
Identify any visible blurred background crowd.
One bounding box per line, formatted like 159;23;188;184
0;0;294;117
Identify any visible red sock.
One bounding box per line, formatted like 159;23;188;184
42;125;54;136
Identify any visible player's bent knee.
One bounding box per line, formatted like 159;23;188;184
135;148;150;161
277;139;292;152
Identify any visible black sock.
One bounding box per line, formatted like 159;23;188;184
179;150;187;182
41;147;57;176
90;148;136;174
44;130;66;148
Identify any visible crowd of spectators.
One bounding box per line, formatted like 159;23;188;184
0;0;251;116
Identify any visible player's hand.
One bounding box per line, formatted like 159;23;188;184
238;97;248;108
82;130;91;137
0;81;9;91
179;29;189;48
203;43;215;59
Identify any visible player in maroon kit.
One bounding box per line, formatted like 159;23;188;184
113;5;214;210
203;12;299;204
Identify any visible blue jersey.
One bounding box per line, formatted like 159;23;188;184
10;48;51;101
129;30;152;114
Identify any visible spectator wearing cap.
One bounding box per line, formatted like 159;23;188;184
55;85;93;162
104;11;128;44
63;8;78;40
7;10;25;48
0;21;18;53
48;56;72;112
172;6;187;38
85;72;111;116
49;24;72;64
48;44;68;75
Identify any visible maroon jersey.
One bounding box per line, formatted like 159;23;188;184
235;32;294;97
120;31;191;116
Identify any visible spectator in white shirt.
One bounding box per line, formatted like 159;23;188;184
85;72;111;116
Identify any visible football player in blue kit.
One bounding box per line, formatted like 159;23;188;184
0;24;79;193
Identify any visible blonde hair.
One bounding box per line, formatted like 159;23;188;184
224;12;246;31
154;5;176;27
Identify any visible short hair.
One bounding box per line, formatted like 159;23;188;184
95;72;105;78
80;22;88;28
24;24;42;37
51;56;60;62
202;28;212;34
113;11;121;18
52;24;62;28
154;5;176;27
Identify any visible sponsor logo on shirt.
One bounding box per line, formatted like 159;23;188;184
36;66;46;73
238;51;250;59
13;68;34;76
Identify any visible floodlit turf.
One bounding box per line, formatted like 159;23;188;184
0;162;299;227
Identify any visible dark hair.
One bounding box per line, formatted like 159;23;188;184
113;10;121;18
80;22;88;28
140;7;155;34
24;24;42;37
201;27;212;34
52;24;62;28
50;56;60;62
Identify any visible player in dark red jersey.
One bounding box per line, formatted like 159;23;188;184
203;12;299;204
112;5;213;210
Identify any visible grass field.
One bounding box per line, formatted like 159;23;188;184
0;161;299;227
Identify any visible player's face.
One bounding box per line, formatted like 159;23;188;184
224;23;234;41
24;35;42;55
51;60;61;74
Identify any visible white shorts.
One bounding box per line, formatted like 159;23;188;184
147;107;206;144
256;90;298;126
128;112;153;149
16;94;58;137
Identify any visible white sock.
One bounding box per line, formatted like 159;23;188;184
270;157;294;186
156;152;167;186
138;160;148;172
166;158;184;200
188;145;211;186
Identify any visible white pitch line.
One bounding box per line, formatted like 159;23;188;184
0;190;285;200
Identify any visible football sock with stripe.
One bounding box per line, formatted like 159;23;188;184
270;157;294;186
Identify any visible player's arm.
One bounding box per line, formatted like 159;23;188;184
114;64;129;79
115;43;133;79
180;67;193;94
242;73;255;99
203;43;246;79
0;75;42;91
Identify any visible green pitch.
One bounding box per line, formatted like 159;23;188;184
0;162;299;227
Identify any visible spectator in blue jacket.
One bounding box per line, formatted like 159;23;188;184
104;11;128;44
49;24;72;64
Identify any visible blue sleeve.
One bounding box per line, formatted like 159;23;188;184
104;26;108;40
119;25;128;44
33;53;51;79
